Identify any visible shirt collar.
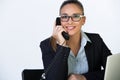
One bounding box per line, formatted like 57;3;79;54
81;31;91;43
69;31;91;58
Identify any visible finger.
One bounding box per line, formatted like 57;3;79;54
53;21;57;33
56;26;63;32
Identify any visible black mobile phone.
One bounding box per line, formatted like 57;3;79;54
56;17;69;40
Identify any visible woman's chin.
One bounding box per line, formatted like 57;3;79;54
68;32;75;36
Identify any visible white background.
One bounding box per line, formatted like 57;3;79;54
0;0;120;80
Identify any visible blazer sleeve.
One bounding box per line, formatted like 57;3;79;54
40;38;70;80
83;34;112;80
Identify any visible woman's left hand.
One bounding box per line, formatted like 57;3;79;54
68;74;87;80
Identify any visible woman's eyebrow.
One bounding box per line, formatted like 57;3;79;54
60;13;68;15
61;13;82;15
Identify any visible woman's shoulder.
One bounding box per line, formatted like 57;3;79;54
40;37;51;47
40;37;51;43
84;32;103;43
84;32;101;38
85;32;100;36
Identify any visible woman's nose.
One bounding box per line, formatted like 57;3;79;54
67;17;73;24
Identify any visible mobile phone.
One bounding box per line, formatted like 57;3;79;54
56;17;69;40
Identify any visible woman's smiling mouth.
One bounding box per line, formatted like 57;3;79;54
66;26;76;31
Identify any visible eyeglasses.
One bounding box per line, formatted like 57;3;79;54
60;14;84;22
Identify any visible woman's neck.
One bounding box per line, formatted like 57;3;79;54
67;32;81;44
67;32;81;56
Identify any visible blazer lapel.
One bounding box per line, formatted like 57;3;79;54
85;41;95;72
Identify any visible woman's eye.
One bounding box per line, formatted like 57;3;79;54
62;16;68;18
73;15;80;18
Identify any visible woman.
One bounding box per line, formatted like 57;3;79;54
40;0;112;80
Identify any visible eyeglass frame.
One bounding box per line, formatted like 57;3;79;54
60;14;84;22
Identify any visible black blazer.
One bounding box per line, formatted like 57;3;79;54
40;33;112;80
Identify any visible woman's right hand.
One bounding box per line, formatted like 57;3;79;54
52;24;66;46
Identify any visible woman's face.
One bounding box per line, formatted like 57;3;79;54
60;4;85;36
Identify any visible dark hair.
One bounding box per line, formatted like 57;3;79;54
60;0;84;15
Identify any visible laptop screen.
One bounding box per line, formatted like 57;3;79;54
104;53;120;80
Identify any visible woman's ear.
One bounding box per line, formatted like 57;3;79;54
82;16;86;25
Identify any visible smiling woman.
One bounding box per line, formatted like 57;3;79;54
40;0;112;80
0;0;120;80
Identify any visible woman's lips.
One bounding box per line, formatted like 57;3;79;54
66;26;75;31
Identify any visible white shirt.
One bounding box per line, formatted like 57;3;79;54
68;31;91;75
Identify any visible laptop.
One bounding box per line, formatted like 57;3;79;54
104;53;120;80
